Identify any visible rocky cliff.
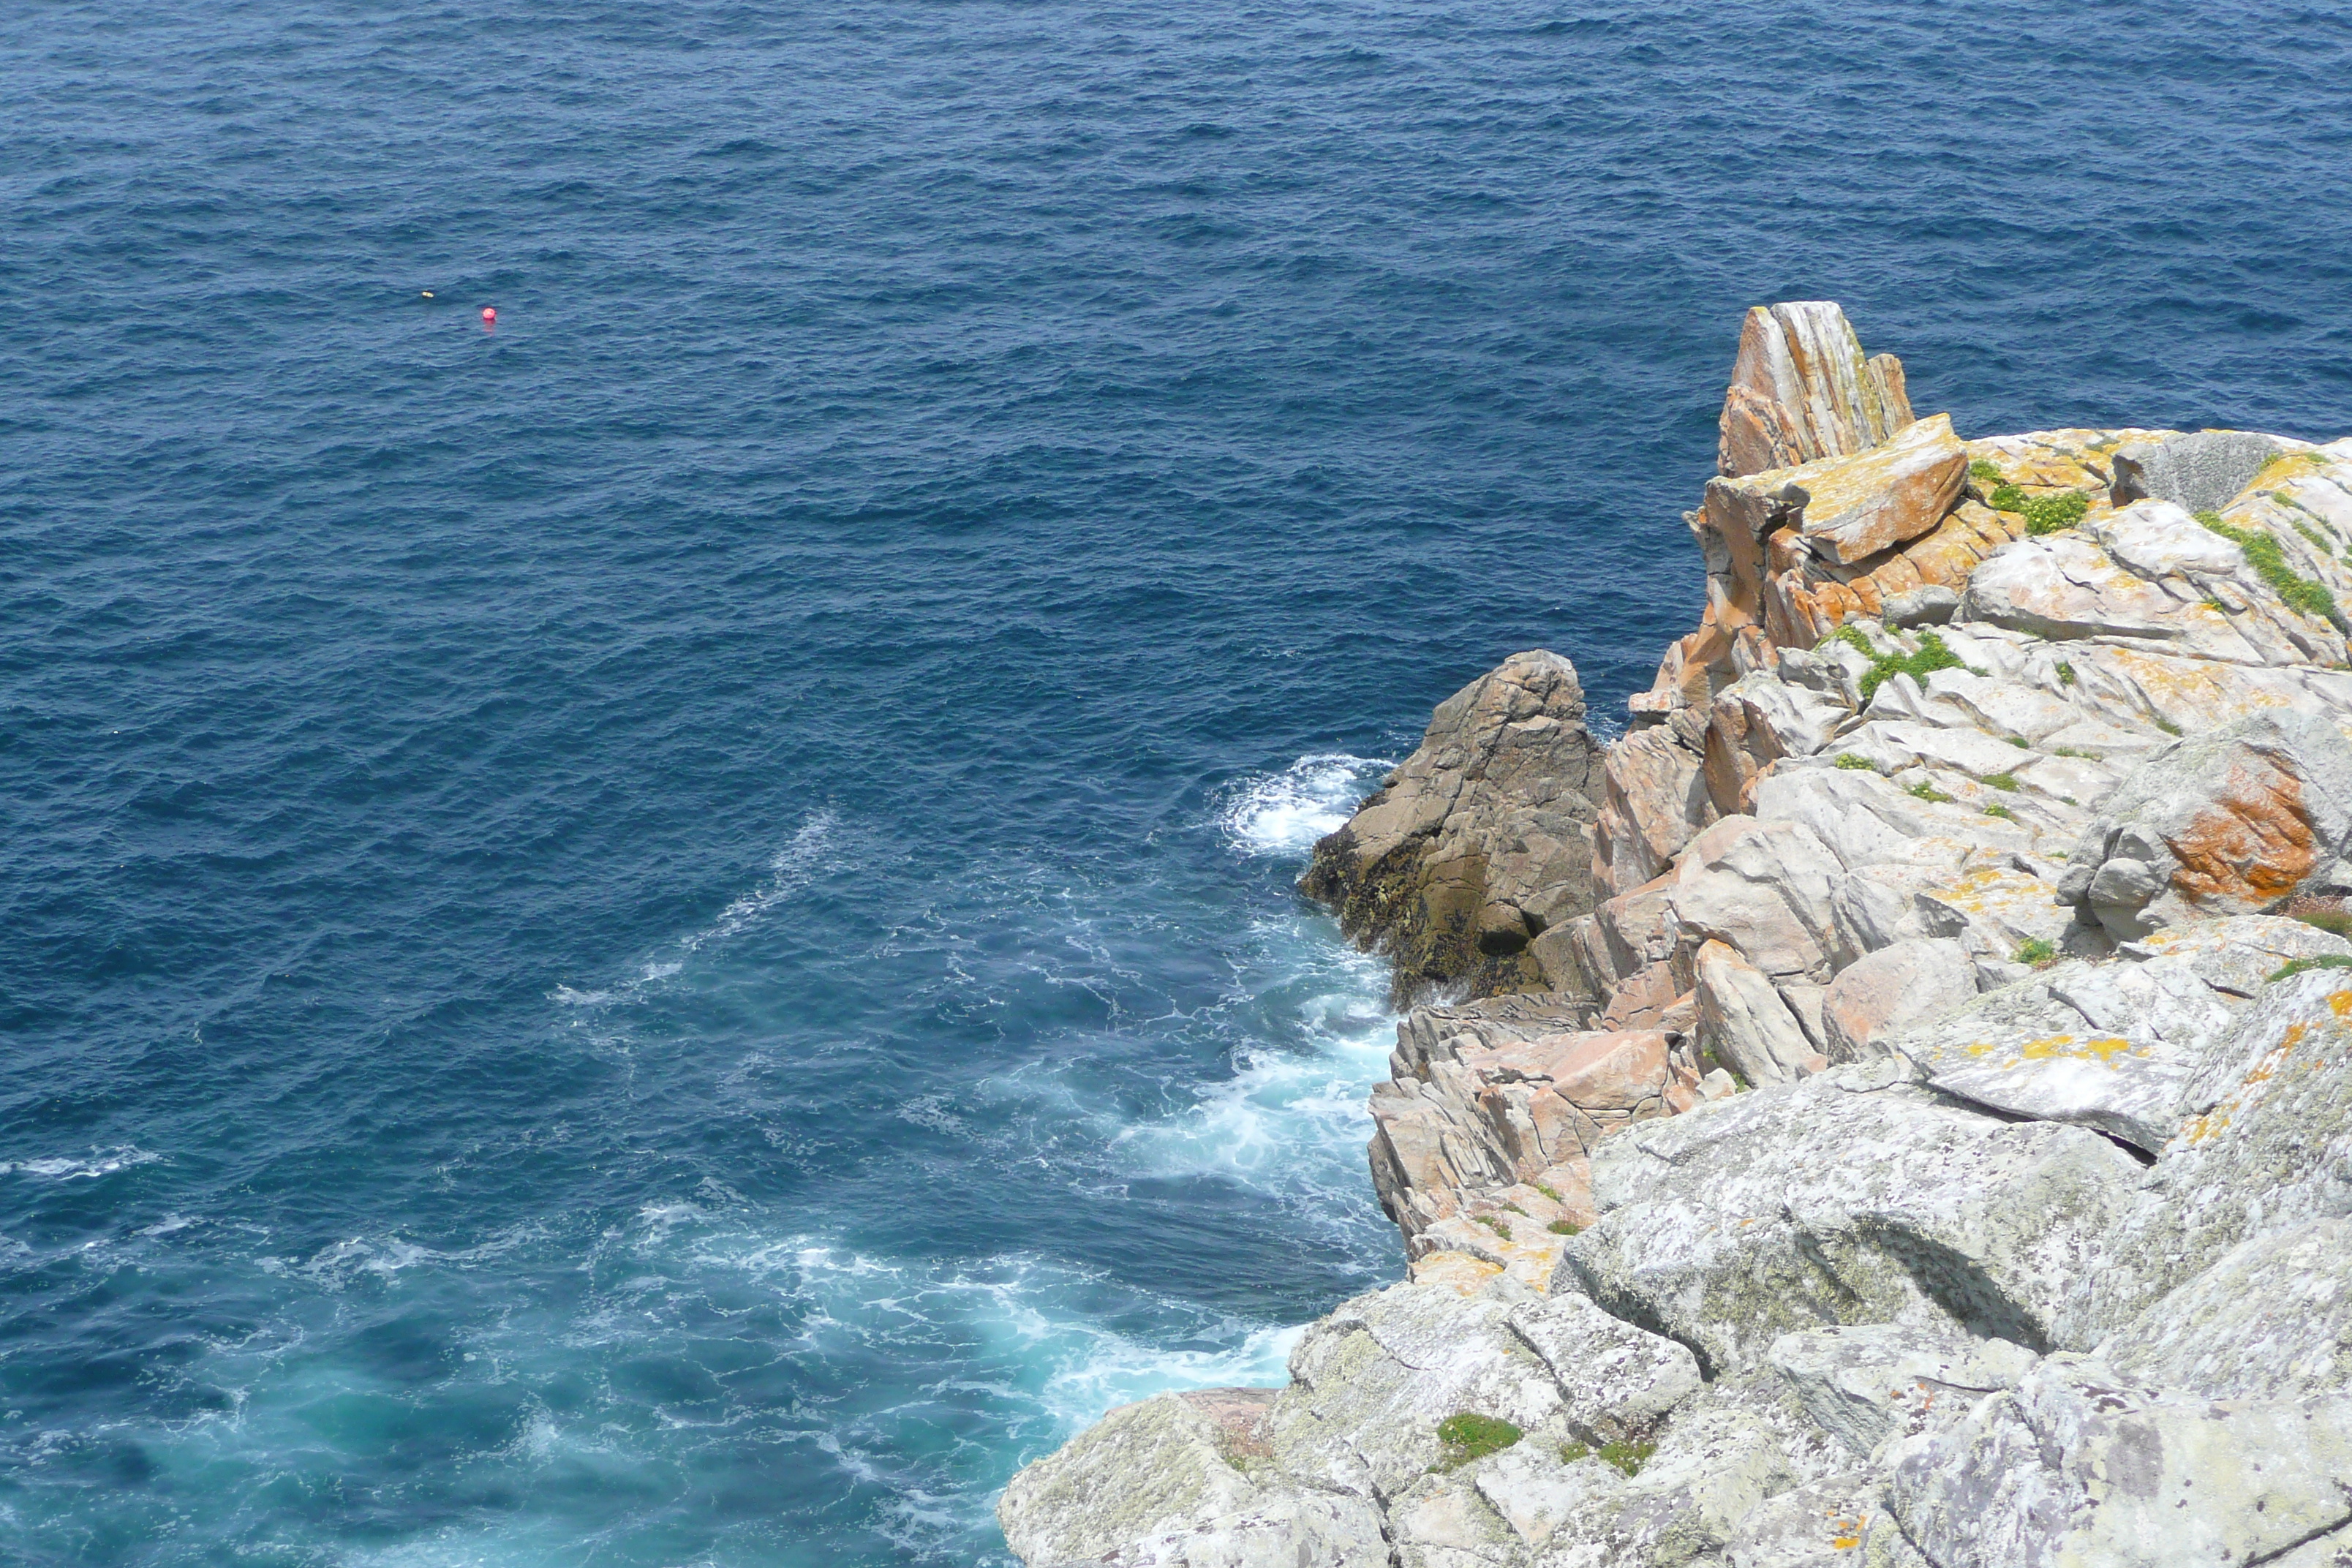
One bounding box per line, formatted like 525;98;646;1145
998;304;2352;1568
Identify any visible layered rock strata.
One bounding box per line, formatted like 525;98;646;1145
1001;305;2352;1568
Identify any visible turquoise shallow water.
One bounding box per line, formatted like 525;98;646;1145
6;1;2352;1563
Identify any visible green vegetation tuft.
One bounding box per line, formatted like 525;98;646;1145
2197;510;2339;620
2057;661;2077;687
1434;1414;1522;1469
2296;908;2352;938
2021;491;2090;535
1533;1182;1561;1202
2293;518;2337;554
1836;625;1970;701
2154;717;2182;736
1597;1439;1657;1477
1983;772;2021;793
2007;735;2030;748
1989;482;2027;512
2015;937;2057;966
1475;1214;1512;1238
2051;746;2095;759
1907;780;1954;803
1968;458;2004;482
1983;804;2016;821
2269;954;2352;984
1834;753;1874;770
1548;1219;1582;1237
1560;1441;1590;1463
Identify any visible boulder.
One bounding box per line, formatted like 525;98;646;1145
1304;652;1601;998
1665;816;1844;984
1887;917;2352;1151
1268;1281;1568;1500
1693;939;1823;1085
1768;1322;2038;1460
2107;1218;2352;1401
1558;1063;2147;1376
1820;938;1978;1062
2069;966;2352;1343
995;1387;1390;1568
2056;711;2352;940
1506;1290;1703;1443
1886;1356;2352;1568
2108;429;2280;514
1717;302;1915;478
1784;413;1968;568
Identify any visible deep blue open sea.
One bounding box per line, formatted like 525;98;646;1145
6;1;2352;1563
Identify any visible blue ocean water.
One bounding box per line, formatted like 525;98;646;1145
5;1;2352;1562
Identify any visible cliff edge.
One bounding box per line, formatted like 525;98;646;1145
999;304;2352;1568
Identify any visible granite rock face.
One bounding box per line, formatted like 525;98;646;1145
1717;301;1915;479
1003;309;2352;1568
2057;711;2352;940
1302;650;1602;999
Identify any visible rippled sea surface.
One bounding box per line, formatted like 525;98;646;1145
6;1;2352;1562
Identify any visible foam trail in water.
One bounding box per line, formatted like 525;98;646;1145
553;809;840;1006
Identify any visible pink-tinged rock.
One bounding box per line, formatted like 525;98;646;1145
1693;939;1821;1085
1820;938;1979;1063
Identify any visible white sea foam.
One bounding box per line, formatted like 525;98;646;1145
551;809;840;1008
1218;753;1387;857
0;1146;164;1180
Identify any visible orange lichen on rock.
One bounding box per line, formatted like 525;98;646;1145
2164;756;2318;905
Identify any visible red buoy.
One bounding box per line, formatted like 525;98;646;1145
482;306;497;325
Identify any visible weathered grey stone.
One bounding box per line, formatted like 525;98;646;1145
2108;429;2280;515
1888;951;2244;1152
1269;1280;1567;1501
2069;966;2352;1342
1506;1291;1702;1442
1541;1384;1807;1567
1722;1472;1901;1568
1767;1322;2037;1460
2056;711;2352;940
1558;1064;2146;1376
1886;1355;2352;1568
2108;1218;2352;1401
1303;651;1602;998
1665;816;1844;984
996;1388;1390;1568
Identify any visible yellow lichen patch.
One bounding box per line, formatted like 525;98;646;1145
1409;1251;1504;1295
2332;990;2352;1019
2016;1033;2140;1064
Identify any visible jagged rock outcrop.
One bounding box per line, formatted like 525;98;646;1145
1301;650;1601;999
1717;301;1915;479
1002;307;2352;1568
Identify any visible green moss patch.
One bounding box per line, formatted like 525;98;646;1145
2269;954;2352;984
1561;1438;1658;1477
1548;1218;1581;1237
1434;1414;1522;1469
1834;753;1874;770
1833;625;1972;701
2015;938;2056;966
2197;510;2339;621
